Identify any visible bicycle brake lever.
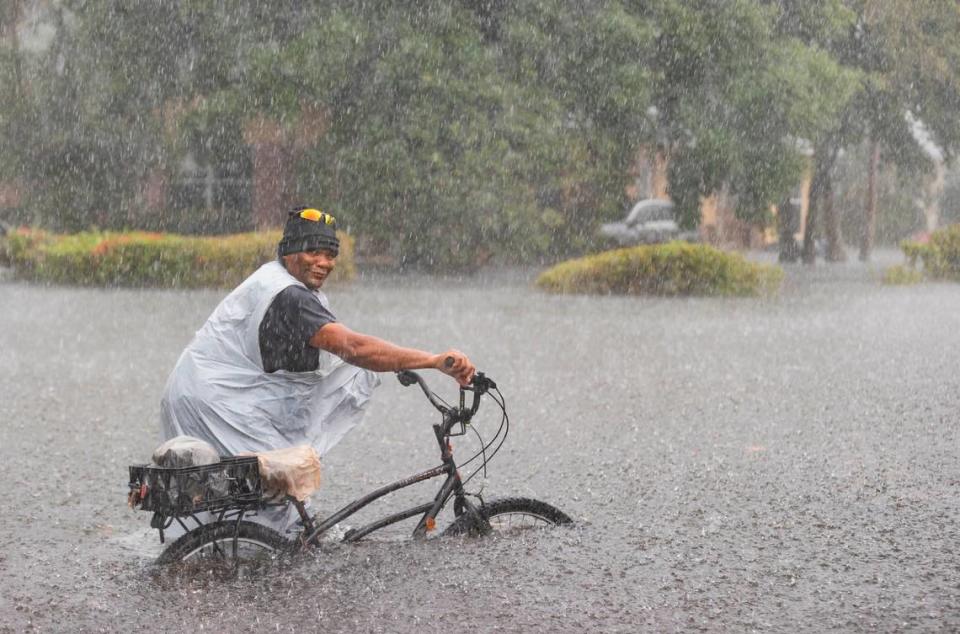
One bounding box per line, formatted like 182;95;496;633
468;372;496;392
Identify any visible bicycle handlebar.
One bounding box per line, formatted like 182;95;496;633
395;369;449;412
395;368;496;427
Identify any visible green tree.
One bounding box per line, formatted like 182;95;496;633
646;0;856;239
11;0;951;271
3;1;294;231
765;0;859;263
0;0;30;219
8;2;170;229
254;1;658;268
783;0;960;262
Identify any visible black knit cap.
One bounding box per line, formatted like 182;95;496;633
278;206;340;257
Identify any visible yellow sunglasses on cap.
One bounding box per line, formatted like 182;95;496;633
299;208;336;225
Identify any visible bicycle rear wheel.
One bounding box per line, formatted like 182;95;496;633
443;497;573;537
157;520;290;564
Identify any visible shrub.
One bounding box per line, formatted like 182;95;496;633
1;228;355;288
535;242;783;297
897;224;960;282
882;264;923;286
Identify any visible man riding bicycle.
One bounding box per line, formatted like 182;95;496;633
160;205;475;474
135;210;572;551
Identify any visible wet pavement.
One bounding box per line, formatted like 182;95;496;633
1;251;958;632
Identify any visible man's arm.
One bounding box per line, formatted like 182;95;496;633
309;322;475;385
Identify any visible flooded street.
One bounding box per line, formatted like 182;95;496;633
1;255;959;632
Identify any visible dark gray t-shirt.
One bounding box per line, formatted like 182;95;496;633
258;285;336;373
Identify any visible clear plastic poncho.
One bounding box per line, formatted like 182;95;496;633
160;260;379;456
158;261;380;533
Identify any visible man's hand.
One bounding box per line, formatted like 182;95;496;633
436;349;475;386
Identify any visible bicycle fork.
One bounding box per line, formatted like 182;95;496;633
411;423;491;538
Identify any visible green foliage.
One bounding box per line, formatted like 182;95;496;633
0;49;23;182
882;264;923;286
766;0;855;46
816;0;960;173
1;227;355;288
280;2;658;268
535;242;783;297
833;142;926;244
2;0;958;269
899;224;960;282
292;4;535;268
652;0;858;228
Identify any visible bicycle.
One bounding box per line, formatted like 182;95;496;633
128;370;573;563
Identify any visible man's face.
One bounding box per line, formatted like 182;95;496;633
282;249;337;290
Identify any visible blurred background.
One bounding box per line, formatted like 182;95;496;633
2;0;959;270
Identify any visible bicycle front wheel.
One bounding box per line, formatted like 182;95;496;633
157;520;291;564
443;497;573;537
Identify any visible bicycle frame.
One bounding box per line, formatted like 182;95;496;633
147;370;497;555
295;416;486;547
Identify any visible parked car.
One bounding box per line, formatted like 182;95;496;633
598;199;698;246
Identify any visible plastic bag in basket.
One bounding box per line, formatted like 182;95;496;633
248;446;321;502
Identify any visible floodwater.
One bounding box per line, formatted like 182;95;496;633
1;252;958;632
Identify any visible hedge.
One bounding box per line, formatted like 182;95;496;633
0;228;355;288
882;264;924;286
536;242;783;297
896;224;960;283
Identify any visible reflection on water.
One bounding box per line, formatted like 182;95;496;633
2;259;959;631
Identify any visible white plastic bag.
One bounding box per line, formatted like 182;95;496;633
151;435;220;468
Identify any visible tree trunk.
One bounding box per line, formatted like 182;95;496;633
778;195;800;263
859;140;880;262
244;117;296;229
802;159;830;265
801;187;817;264
8;0;23;102
823;171;846;262
921;158;945;233
249;140;294;229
